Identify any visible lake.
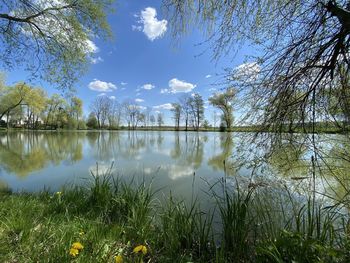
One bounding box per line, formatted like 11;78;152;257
0;131;348;203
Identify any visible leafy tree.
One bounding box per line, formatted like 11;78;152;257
209;88;235;129
24;87;47;129
0;82;31;120
0;0;114;89
69;97;83;128
86;112;98;129
44;94;66;129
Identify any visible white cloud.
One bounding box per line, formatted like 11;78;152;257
91;56;103;64
85;39;99;54
110;96;116;100
153;103;174;110
168;78;196;93
134;7;167;41
121;82;128;86
97;93;106;97
209;88;217;92
160;88;169;94
205;74;212;78
167;165;194;180
88;79;117;92
135;98;144;103
132;25;142;31
136;92;141;96
234;62;260;81
141;83;155;90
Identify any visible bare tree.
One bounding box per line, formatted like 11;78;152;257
150;114;156;127
90;96;112;129
189;93;204;131
122;100;141;130
108;100;122;129
171;103;181;130
179;95;191;131
157;113;164;128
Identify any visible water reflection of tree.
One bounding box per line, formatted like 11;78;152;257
0;132;84;177
267;138;309;178
170;132;205;169
320;136;350;203
207;133;236;176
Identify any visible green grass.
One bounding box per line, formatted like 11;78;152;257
0;173;349;262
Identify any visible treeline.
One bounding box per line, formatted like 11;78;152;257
0;82;84;130
87;88;236;131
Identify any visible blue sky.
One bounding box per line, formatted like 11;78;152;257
5;0;256;125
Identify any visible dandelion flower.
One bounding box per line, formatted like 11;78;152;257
133;245;147;255
69;248;79;257
72;242;84;250
115;254;123;263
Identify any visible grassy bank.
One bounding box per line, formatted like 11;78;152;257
0;175;349;262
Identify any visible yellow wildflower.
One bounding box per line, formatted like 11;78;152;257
133;245;147;255
72;242;84;250
115;254;123;263
69;248;79;257
79;231;85;236
56;191;62;195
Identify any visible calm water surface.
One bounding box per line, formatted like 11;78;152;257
0;131;241;198
0;131;348;202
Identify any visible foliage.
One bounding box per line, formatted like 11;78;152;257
86;113;98;129
0;0;114;89
0;81;85;129
209;88;235;129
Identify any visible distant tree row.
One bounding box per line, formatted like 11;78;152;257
86;89;235;131
171;89;236;131
0;80;84;129
87;96;164;130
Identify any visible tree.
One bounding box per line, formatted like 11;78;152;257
86;112;98;129
0;82;32;122
90;96;112;129
189;93;204;131
107;100;122;129
44;94;66;129
68;97;83;129
24;87;47;129
0;1;114;89
209;88;235;129
157;113;164;128
163;0;350;133
122;101;141;130
150;114;156;127
179;95;191;131
171;103;181;130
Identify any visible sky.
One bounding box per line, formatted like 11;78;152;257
5;0;256;125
